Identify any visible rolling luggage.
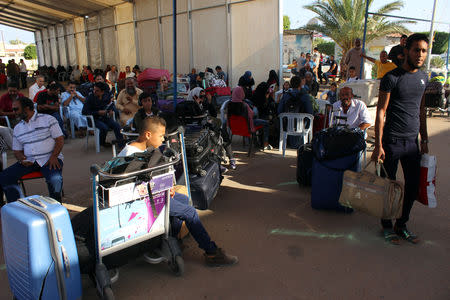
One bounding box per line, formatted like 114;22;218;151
189;161;222;210
296;143;313;187
1;195;82;300
311;153;360;212
184;129;215;176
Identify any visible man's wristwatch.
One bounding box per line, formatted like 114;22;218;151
421;140;429;144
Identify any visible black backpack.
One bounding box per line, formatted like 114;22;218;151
283;91;304;113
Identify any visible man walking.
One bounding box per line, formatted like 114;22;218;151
19;59;27;89
372;33;429;245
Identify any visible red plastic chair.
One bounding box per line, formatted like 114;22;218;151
228;115;263;157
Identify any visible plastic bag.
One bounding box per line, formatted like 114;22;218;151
418;154;437;208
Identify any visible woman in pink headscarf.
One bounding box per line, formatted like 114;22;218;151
229;86;271;150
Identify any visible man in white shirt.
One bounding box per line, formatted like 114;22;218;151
331;87;372;130
29;75;46;101
0;97;64;203
19;59;27;89
61;81;87;135
125;66;135;78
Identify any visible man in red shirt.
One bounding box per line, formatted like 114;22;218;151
0;82;24;126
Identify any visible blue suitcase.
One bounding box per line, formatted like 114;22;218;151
1;195;82;300
311;152;361;212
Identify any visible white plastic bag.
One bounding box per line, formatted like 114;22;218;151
418;154;437;208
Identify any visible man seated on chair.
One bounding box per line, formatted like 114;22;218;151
116;77;142;127
0;82;23;127
0;97;64;203
132;92;159;133
36;83;68;138
117;116;238;267
29;75;46;102
331;86;371;130
61;81;87;137
82;82;124;148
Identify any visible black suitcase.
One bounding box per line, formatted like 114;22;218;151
189;161;222;210
297;143;313;187
185;129;214;176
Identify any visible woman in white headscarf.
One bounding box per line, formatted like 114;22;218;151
187;87;204;101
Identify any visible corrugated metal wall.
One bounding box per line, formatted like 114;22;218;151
34;0;280;86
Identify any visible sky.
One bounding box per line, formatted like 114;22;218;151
283;0;450;34
0;0;449;45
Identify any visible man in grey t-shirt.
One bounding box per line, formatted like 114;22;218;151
372;33;429;245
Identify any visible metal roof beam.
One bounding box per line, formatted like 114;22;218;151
0;20;38;31
0;8;55;25
20;0;84;17
0;3;64;22
0;13;49;28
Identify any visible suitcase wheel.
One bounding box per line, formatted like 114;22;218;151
168;255;184;277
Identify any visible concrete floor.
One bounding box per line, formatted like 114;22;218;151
0;114;449;300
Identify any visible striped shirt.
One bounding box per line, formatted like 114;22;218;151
12;112;64;166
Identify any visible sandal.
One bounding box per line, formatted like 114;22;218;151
383;229;400;245
395;227;419;244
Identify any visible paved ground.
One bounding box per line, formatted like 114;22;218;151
0;106;449;299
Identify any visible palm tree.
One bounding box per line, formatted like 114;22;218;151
303;0;412;60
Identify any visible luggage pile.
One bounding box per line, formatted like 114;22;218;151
183;123;224;210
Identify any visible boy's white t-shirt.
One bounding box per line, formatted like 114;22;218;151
117;144;144;157
347;77;359;82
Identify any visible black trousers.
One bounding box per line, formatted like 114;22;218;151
381;137;421;229
20;72;27;89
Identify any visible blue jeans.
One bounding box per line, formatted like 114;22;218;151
253;119;269;143
170;193;217;253
323;72;334;83
381;138;421;229
0;160;63;203
94;117;123;146
51;112;68;138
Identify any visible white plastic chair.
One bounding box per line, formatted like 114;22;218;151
86;115;100;153
278;113;314;157
0;116;11;128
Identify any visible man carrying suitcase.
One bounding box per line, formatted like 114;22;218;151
118;116;239;267
372;33;429;245
0;97;64;203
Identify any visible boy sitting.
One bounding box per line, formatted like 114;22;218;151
118;116;238;267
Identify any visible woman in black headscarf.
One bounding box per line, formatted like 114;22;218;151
267;70;279;87
238;71;255;100
251;82;276;120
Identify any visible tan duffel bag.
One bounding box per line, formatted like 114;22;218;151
339;162;404;219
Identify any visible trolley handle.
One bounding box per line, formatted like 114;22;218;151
90;154;180;178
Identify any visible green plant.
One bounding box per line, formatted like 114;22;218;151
430;56;444;68
317;42;335;56
418;31;449;55
303;0;412;61
24;45;37;60
283;15;291;30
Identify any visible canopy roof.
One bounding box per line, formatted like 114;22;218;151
0;0;130;31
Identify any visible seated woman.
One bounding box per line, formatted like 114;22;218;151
238;71;255;100
228;86;272;150
156;75;174;100
251;82;276;121
61;81;87;137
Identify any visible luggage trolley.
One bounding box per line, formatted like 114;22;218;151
90;154;184;299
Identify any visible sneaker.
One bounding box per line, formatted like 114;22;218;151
263;144;273;150
230;159;237;170
204;248;239;267
394;226;419;244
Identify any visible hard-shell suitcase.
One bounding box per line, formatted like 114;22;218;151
189;161;222;210
184;129;214;176
1;195;82;300
311;153;360;212
297;143;313;187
